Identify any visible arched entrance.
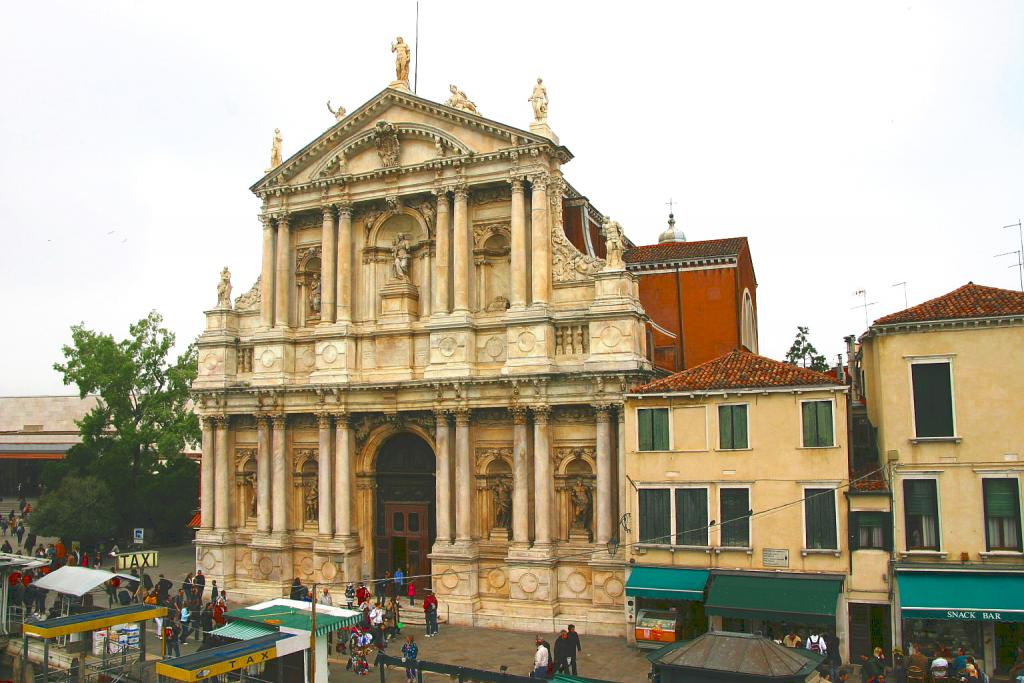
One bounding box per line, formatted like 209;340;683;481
373;433;435;586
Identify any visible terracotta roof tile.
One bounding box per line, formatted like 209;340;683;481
624;237;748;265
632;349;843;394
872;282;1024;325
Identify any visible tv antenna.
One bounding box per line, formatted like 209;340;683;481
1001;220;1023;291
892;281;908;309
851;289;878;328
413;1;421;94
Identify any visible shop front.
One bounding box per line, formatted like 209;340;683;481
896;569;1024;678
625;566;709;648
704;571;845;644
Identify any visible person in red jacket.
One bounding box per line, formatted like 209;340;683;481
422;590;439;637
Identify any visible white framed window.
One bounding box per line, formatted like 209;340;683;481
637;407;670;452
908;357;956;439
800;399;835;448
635;485;711;547
718;403;749;450
802;486;839;551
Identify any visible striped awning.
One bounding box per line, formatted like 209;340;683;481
187;511;201;529
210;621;278;640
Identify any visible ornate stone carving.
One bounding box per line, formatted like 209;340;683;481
529;78;548;122
326;100;346;122
472;186;512;206
602;218;625;270
234;276;261;310
446;84;479;114
554;446;595;469
418;200;436;236
552;224;604;282
296;245;322;268
391;37;411;85
553;405;592;424
570;479;594;530
391;233;411;280
476;447;512;465
492;478;512;529
216;267;232;309
304;481;318;523
308;273;321;313
484;296;510;313
373;121;400;168
473;221;511;249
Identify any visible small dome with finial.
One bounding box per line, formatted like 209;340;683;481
658;212;687;243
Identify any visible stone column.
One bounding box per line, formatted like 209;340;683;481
334;413;352;537
530;176;550;306
317;413;334;536
595;405;613;545
274;214;291;328
214;415;230;531
532;405;552;546
617;406;626;540
200;417;214;530
271;414;288;534
337;204;353;323
434;409;452;543
454;409;472;542
320;205;337;323
260;215;275;327
511;406;530;545
256;415;271;534
433;191;450;314
452;186;470;314
509;177;528;308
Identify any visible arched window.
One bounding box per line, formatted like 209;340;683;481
740;289;758;353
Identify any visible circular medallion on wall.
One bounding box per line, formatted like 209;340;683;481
600;325;622;348
603;576;625;598
260;349;276;368
299;555;314;576
566;571;588;594
516;330;536;353
202;551;216;571
486;567;507;590
258;556;274;578
238;550;252;570
321;344;338;364
301;348;316;369
519;571;539;594
441;569;460;590
484;336;505;360
203;353;219;372
321;559;337;581
438;336;457;358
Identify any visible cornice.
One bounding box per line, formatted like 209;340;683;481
864;314;1024;339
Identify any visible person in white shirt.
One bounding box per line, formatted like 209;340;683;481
806;632;827;656
533;639;550;678
369;604;384;648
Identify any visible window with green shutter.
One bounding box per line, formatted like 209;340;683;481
638;488;671;544
983;479;1022;551
720;488;750;547
911;361;954;438
637;408;669;451
903;479;939;550
801;400;834;447
804;488;838;550
849;511;892;551
675;488;709;546
718;404;749;450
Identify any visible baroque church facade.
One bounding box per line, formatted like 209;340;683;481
192;55;654;633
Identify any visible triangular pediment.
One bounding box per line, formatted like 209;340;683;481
252;88;568;193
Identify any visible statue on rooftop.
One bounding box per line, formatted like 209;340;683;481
216;267;232;309
529;78;548;122
446;84;479;114
391;37;411;84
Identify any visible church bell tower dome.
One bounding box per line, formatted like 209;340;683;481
658;212;687;243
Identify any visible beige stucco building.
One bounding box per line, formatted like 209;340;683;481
191;65;654;633
622;350;854;656
858;283;1024;676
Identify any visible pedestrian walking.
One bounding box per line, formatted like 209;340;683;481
345;582;355;609
156;574;172;604
164;619;181;658
15;521;24;548
193;570;206;601
532;639;550;679
554;629;571;673
356;582;370;606
566;624;582;675
183;572;194;601
423;590;439;637
393;567;404;591
407;580;416;606
210;579;219;604
401;635;418;682
179;604;191;644
200;602;214;644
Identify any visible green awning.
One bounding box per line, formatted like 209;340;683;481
625;567;709;601
897;571;1024;623
705;574;842;625
226;605;363;637
210;621;278;640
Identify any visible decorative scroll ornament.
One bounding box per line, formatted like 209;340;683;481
234;276;261;310
552;225;604;282
373;121;400;168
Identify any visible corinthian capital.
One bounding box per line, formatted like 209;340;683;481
452;184;469;201
337;202;353;218
530;174;549;192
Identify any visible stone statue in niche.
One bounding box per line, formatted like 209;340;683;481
571;479;593;530
418;201;436;235
234;276;261;310
391;37;411;84
492;478;512;529
304;481;318;523
216;267;232;308
529;78;548;122
246;474;257;518
392;233;411;280
446;84;479;114
308;272;322;314
603;218;625;270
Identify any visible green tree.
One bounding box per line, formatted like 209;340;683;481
50;311;200;542
31;476;119;546
784;326;830;373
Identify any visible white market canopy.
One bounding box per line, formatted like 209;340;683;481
32;566;137;597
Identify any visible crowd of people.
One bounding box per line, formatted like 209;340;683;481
531;625;584;678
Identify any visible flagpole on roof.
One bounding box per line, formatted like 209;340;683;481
413;1;420;94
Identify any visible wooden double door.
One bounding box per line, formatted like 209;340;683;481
375;502;431;587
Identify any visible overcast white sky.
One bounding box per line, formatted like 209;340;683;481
2;1;1021;395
